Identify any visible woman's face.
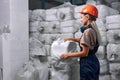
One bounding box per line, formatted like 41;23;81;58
80;14;89;26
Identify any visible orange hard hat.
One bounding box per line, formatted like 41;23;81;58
80;4;98;18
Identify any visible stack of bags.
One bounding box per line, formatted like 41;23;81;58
104;0;120;12
17;58;49;80
106;15;120;80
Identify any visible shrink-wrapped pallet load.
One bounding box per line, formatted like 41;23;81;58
17;58;49;80
29;37;46;56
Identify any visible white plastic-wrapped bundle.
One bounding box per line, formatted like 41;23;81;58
96;46;106;59
107;44;120;61
74;31;82;38
30;9;45;22
17;59;49;80
57;7;74;21
45;14;58;21
33;58;49;80
60;20;75;27
74;19;82;29
46;8;57;15
40;34;74;45
110;63;120;80
106;15;120;30
99;59;109;74
40;34;60;45
99;31;107;46
74;5;85;19
106;15;120;24
51;62;70;80
60;26;77;33
60;33;73;38
111;2;120;12
45;9;58;21
96;5;119;19
107;30;120;44
17;61;35;80
29;21;39;32
99;74;111;80
44;45;51;56
38;21;60;33
51;62;80;80
60;20;76;34
51;38;80;80
51;38;77;60
29;32;40;39
106;23;120;30
29;37;46;56
74;13;81;19
96;19;106;31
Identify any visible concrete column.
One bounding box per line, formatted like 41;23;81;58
0;0;10;80
0;0;29;80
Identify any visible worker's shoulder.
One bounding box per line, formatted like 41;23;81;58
84;28;94;34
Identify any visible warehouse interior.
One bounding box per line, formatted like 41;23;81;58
0;0;120;80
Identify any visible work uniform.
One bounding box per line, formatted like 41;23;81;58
79;25;100;80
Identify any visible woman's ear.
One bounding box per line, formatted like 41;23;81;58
85;14;90;20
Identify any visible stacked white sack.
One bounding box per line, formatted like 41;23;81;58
39;34;73;45
45;9;58;21
38;21;60;33
17;61;35;80
29;21;40;32
57;7;74;21
17;58;49;80
99;58;109;74
29;37;46;56
74;5;119;20
107;44;120;61
106;15;120;80
96;5;119;19
111;2;120;12
30;9;45;22
110;63;120;80
60;20;77;33
74;5;85;19
107;30;120;44
96;19;107;46
106;15;120;30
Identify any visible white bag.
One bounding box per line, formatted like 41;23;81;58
51;38;77;60
17;61;35;80
17;58;49;80
33;58;49;80
51;38;80;80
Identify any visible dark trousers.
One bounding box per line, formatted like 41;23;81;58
80;54;100;80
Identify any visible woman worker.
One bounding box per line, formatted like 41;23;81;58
60;4;101;80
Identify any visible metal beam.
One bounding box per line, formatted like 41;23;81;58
41;0;46;9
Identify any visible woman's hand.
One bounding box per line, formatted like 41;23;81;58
60;53;69;59
64;38;70;42
64;38;80;42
